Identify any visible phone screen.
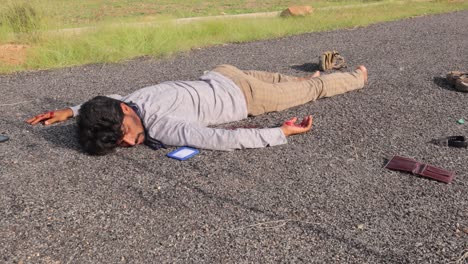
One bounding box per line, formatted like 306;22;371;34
167;147;199;160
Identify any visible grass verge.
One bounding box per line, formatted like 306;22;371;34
0;0;467;74
0;0;389;28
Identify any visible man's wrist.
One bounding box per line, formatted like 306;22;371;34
280;126;290;137
65;108;73;117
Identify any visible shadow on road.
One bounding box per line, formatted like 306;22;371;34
290;62;320;72
433;76;457;92
36;123;82;151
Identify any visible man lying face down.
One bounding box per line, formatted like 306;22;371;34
27;64;367;155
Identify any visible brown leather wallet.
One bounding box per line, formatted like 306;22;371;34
384;155;455;184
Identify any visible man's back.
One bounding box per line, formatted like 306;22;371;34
122;71;248;129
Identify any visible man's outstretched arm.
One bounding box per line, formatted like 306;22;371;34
26;94;123;126
152;115;313;151
26;108;74;126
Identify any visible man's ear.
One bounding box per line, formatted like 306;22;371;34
120;103;131;114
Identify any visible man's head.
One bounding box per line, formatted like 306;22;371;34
78;96;145;155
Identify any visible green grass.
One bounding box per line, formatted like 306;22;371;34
0;0;383;28
0;0;467;74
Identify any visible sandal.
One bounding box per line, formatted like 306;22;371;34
446;71;468;85
455;76;468;92
319;50;346;71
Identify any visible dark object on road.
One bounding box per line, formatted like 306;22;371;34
319;50;346;71
384;155;454;184
446;71;468;92
0;135;9;142
431;136;467;148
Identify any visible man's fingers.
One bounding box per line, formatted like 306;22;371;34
29;118;40;125
28;115;46;125
285;117;298;125
44;117;58;125
26;112;55;125
306;115;313;128
26;115;43;123
298;115;313;128
299;116;308;127
281;115;313;136
298;116;312;131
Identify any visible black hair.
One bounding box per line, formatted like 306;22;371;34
77;96;124;155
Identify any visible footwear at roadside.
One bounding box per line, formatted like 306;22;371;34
455;76;468;92
446;71;463;85
319;51;346;71
446;71;468;92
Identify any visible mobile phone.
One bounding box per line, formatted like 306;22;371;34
0;135;9;143
167;147;199;161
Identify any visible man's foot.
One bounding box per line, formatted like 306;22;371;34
311;71;321;78
356;65;368;84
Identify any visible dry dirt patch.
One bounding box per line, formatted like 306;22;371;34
0;44;29;66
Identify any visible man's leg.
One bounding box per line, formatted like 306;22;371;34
212;64;367;116
212;64;319;83
242;70;320;83
245;66;367;115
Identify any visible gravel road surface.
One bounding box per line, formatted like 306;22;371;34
1;10;467;264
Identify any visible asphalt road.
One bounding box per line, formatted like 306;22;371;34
1;10;467;264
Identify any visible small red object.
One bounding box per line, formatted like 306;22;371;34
48;111;55;118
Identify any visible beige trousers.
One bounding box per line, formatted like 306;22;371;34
212;64;365;116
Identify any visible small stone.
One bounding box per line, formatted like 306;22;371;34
280;6;314;17
0;135;9;143
457;119;465;124
357;224;364;230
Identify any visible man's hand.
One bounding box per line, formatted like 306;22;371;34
280;115;313;137
26;108;74;125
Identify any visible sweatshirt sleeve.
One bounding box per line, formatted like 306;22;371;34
151;118;288;151
69;94;124;117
